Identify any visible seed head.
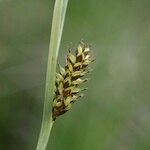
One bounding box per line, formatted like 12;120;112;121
52;42;93;120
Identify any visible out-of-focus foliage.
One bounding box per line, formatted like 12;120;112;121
0;0;150;150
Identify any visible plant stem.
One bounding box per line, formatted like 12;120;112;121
36;0;68;150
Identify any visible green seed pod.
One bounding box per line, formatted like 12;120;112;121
59;64;66;76
55;101;62;107
64;96;72;106
68;52;76;64
56;73;64;81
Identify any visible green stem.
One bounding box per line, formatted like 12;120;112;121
36;0;68;150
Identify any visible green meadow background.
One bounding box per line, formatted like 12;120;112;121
0;0;150;150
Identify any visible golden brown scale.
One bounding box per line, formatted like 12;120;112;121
52;42;93;121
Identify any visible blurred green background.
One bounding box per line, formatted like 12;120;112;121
0;0;150;150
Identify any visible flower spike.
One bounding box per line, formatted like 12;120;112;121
52;42;93;120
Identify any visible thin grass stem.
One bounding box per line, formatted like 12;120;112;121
36;1;68;150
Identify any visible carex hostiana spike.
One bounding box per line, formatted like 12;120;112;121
52;42;93;120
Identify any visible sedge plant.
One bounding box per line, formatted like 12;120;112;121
36;0;93;150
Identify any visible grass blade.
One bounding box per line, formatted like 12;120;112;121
36;0;68;150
